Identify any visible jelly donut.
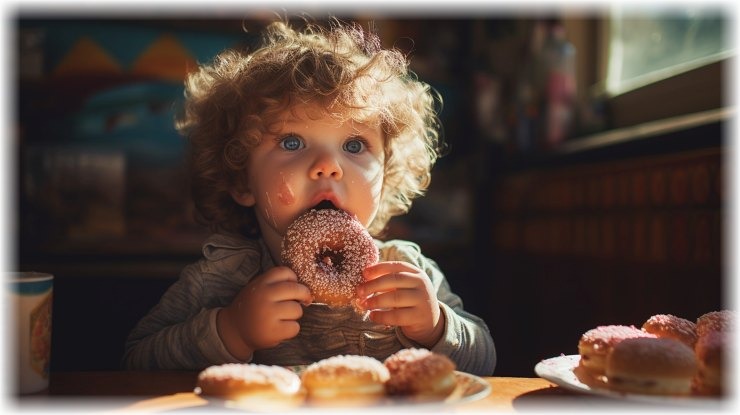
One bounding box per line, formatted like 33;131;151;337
281;209;379;307
642;314;698;348
300;355;389;405
384;348;457;399
606;337;697;396
578;325;655;376
195;363;304;408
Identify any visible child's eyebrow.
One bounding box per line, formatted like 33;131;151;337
349;120;381;133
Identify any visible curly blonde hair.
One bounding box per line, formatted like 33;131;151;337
177;20;442;237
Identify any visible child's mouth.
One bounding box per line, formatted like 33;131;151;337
312;200;339;211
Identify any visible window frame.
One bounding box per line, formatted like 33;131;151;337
565;14;729;131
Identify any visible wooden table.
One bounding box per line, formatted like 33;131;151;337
12;370;716;412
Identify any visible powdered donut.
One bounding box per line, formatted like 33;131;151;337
384;348;457;399
605;338;697;395
696;310;735;337
642;314;698;348
195;363;304;408
694;330;727;395
300;355;389;405
578;325;656;376
281;209;379;307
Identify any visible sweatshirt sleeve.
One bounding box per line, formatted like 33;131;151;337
379;240;497;376
121;262;242;370
122;234;265;370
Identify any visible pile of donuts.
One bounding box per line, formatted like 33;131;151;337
577;309;734;396
195;348;458;408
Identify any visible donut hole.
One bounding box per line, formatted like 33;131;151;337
317;247;344;274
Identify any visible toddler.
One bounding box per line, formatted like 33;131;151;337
123;20;496;376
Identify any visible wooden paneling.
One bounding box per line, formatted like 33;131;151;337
492;148;721;262
485;146;724;376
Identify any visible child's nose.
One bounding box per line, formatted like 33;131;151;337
309;151;343;180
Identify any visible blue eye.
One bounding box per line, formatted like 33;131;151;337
343;138;365;154
279;135;304;151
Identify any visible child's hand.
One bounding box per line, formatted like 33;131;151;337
356;261;445;348
217;266;313;360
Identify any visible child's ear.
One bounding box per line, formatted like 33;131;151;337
230;189;256;207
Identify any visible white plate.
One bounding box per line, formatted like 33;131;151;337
534;355;722;408
442;371;492;405
199;370;491;411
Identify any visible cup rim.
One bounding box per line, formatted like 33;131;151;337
5;272;54;283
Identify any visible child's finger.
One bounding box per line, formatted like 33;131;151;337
277;320;301;340
362;261;418;281
273;300;305;321
362;287;420;310
367;307;416;327
263;266;299;283
357;271;419;299
270;280;314;305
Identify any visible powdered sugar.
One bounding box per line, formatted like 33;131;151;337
580;325;656;351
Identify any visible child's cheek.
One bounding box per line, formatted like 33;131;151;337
367;168;384;200
262;191;279;230
277;172;295;206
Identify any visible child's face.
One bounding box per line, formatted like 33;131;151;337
233;103;385;241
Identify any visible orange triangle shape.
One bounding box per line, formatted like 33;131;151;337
52;37;123;77
130;34;197;82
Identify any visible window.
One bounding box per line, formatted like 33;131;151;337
581;5;734;129
606;5;732;97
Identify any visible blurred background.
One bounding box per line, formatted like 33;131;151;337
13;5;732;376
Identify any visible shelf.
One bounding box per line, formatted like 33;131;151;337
19;259;189;280
555;107;732;156
499;107;730;173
